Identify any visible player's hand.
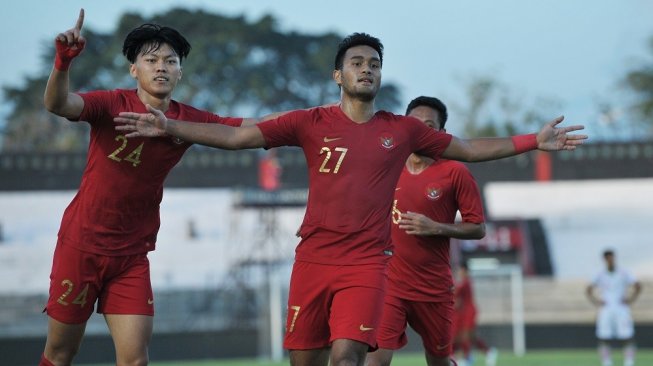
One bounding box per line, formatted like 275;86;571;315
114;104;168;138
398;211;440;236
54;9;86;70
536;116;587;151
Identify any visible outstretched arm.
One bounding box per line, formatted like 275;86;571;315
44;8;86;119
442;116;587;162
115;104;267;150
399;212;486;239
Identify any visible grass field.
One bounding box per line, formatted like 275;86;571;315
89;349;653;366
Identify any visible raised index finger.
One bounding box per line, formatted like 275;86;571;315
75;8;85;31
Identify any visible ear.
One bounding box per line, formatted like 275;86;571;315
178;66;183;81
333;69;342;86
129;64;137;79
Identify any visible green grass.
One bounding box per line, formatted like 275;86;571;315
89;349;653;366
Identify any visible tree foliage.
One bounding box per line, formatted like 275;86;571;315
623;36;653;133
1;8;401;151
450;74;562;138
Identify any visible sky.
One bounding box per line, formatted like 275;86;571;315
2;0;653;139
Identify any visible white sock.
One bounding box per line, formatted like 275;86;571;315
624;342;636;366
600;343;612;366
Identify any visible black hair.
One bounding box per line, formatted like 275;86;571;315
122;24;191;64
603;249;615;258
334;32;383;70
405;96;449;129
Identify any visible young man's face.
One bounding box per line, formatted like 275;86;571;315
334;45;381;102
408;105;443;131
130;43;182;98
604;253;615;270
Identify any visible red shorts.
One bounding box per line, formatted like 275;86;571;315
283;260;387;350
45;240;154;324
452;307;477;334
376;295;454;357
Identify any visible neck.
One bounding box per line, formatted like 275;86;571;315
406;154;433;174
339;94;375;123
137;89;172;113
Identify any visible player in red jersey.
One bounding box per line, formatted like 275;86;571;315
452;262;497;366
365;96;485;366
40;9;283;366
115;33;586;366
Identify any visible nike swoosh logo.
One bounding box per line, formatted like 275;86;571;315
435;342;451;350
147;299;154;305
359;324;374;331
395;188;401;191
323;136;343;142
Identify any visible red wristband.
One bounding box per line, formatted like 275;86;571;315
54;55;72;71
511;133;538;154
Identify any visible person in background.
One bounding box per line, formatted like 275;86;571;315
452;262;498;366
587;249;642;366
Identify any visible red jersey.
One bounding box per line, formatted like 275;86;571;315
387;160;484;302
256;106;453;265
58;89;242;256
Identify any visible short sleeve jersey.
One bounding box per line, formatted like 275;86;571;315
256;106;453;265
591;268;637;307
386;160;485;302
58;89;242;256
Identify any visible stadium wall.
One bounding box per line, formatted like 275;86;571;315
1;141;652;192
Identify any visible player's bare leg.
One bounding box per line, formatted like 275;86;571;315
623;339;636;366
330;339;369;366
425;351;456;366
598;340;613;366
289;348;330;366
43;317;87;366
105;314;153;366
366;348;394;366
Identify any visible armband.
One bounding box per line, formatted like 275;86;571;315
511;134;537;154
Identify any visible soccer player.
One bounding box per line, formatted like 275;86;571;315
586;249;642;366
365;96;486;366
40;9;279;366
115;33;586;366
452;262;497;366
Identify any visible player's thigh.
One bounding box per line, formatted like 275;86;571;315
366;348;395;366
596;306;616;339
44;316;87;362
98;254;154;316
375;295;410;350
284;261;333;350
407;300;454;358
615;306;635;339
329;263;386;348
289;348;330;366
330;338;369;366
105;313;153;364
46;241;103;324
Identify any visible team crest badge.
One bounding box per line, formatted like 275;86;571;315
379;134;394;149
425;184;441;201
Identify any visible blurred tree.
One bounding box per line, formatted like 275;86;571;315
623;36;653;134
450;74;562;138
1;8;401;152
